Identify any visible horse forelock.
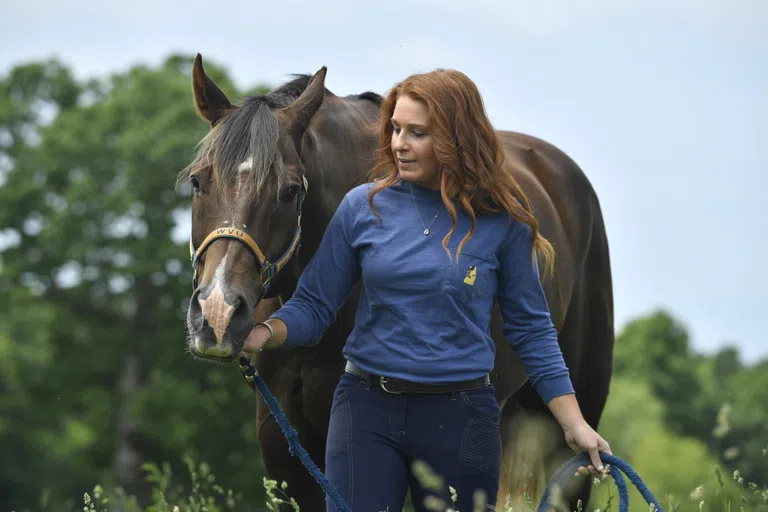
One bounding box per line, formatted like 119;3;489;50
180;76;315;199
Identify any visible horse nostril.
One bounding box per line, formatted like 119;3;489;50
188;289;204;329
229;295;252;332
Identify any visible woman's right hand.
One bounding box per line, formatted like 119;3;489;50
242;324;273;352
242;319;287;352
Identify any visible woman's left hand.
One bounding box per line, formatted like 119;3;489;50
563;421;612;477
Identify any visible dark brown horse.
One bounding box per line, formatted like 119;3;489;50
180;53;614;510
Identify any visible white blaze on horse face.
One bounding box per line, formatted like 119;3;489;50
237;157;253;173
235;157;253;202
197;253;237;346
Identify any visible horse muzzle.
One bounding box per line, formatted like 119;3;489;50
186;282;254;361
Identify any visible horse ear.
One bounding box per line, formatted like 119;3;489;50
192;53;233;125
283;66;328;151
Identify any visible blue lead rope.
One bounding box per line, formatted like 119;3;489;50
239;357;352;512
239;356;662;512
536;452;664;512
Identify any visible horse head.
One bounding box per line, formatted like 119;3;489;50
181;54;327;362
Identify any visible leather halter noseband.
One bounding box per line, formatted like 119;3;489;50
189;176;308;298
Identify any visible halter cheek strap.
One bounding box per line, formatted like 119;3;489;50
189;175;308;296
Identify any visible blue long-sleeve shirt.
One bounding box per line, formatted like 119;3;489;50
270;180;574;404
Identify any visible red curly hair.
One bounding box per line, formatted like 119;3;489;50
367;68;555;277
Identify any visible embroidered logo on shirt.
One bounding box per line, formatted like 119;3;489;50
463;265;477;286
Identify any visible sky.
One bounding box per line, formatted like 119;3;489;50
1;0;766;362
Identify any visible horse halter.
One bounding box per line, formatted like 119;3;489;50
189;175;309;299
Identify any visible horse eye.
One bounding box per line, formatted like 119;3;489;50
279;184;301;202
190;175;201;192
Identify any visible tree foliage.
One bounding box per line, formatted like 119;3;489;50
594;310;767;512
0;55;266;510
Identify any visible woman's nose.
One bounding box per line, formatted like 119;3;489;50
392;132;407;151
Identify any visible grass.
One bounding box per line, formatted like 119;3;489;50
77;457;241;512
71;446;768;512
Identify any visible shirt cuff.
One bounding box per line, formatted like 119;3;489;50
534;374;576;404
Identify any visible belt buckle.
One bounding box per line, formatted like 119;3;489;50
379;377;401;394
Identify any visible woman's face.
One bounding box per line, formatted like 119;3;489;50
390;94;441;190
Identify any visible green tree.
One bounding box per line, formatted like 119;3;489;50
683;345;767;485
594;376;666;459
0;55;267;510
629;427;742;512
715;361;768;483
711;346;743;384
613;310;714;440
598;311;767;511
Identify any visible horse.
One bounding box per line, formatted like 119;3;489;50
180;53;614;511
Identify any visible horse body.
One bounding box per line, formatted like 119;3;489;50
490;131;615;502
183;56;613;510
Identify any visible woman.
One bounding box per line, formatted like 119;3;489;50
243;69;611;511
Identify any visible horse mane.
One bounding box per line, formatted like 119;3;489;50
179;74;382;198
357;91;382;106
271;74;322;106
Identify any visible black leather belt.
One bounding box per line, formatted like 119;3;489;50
344;360;490;395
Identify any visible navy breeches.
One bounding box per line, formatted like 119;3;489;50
324;371;502;512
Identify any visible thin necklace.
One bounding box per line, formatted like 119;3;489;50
408;183;444;236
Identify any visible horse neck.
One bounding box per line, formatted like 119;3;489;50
300;96;380;254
